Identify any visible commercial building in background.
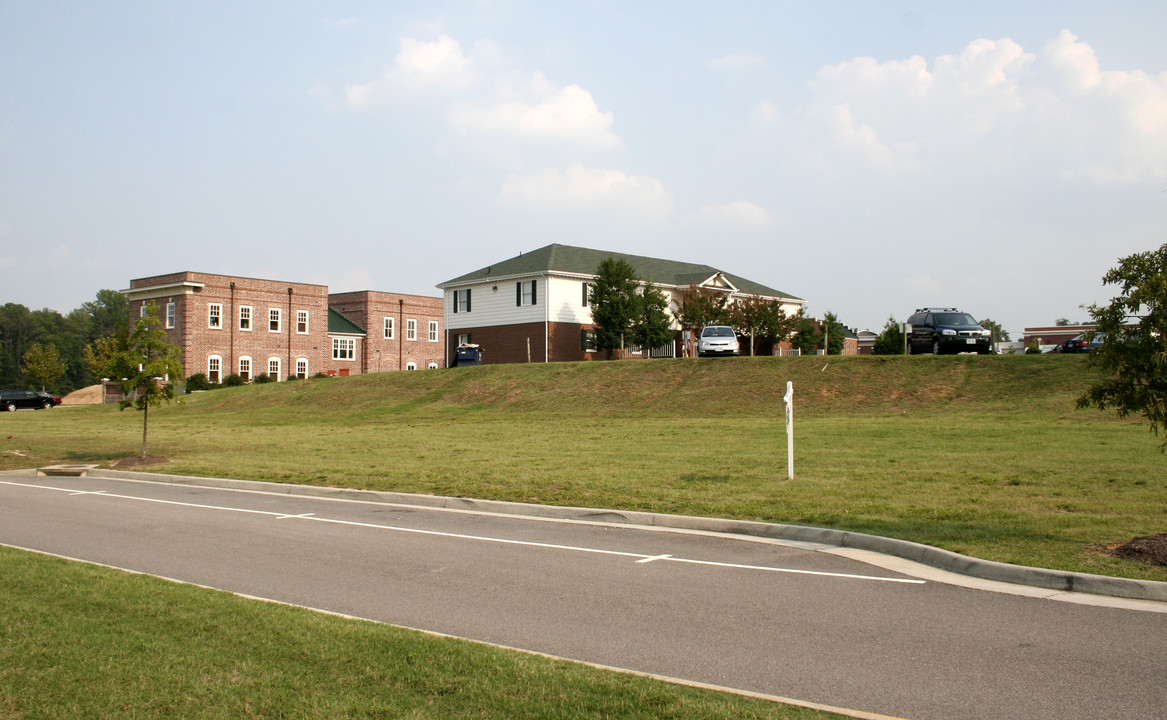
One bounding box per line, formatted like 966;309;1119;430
437;243;804;364
122;272;443;381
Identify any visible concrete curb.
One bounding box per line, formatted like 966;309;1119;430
7;467;1166;603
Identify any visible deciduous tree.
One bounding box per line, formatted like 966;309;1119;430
22;343;66;391
978;318;1010;344
873;316;905;355
115;302;185;458
1078;243;1167;450
672;283;730;356
731;295;795;356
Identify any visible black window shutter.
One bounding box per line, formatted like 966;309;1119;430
581;329;587;351
516;282;522;306
453;290;458;313
466;289;471;312
531;280;537;305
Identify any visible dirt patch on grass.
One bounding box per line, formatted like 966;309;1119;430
112;456;169;469
61;385;104;405
1107;534;1167;567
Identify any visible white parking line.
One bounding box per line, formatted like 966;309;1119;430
2;479;925;585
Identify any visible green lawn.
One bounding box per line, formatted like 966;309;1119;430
0;547;844;720
2;354;1164;580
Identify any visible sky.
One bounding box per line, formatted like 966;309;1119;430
2;1;1165;338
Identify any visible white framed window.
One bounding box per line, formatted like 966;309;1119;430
427;362;439;369
384;317;395;339
406;319;417;341
207;355;222;383
139;304;148;318
269;308;281;333
295;358;308;379
582;329;597;352
457;333;471;346
165;302;175;329
296;310;308;334
428;321;438;342
333;338;355;360
268;358;281;381
238;356;252;381
208;303;222;329
406;362;417;370
517;280;536;307
453;289;471;313
239;305;252;331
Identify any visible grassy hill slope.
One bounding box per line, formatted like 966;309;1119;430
2;354;1162;579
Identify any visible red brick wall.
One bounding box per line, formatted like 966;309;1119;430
447;322;548;365
329;291;444;372
447;321;671;364
127;272;328;381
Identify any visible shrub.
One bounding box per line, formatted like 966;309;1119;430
254;373;274;384
185;373;212;392
224;373;245;387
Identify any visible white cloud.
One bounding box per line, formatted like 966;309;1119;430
449;73;620;149
753;100;781;126
499;165;673;217
345;35;478;107
690;201;775;228
798;30;1167;184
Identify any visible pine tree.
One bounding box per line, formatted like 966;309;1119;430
589;258;641;358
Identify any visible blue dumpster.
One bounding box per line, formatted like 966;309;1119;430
453;343;482;367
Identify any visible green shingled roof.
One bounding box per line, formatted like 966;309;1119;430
438;243;802;301
327;308;365;335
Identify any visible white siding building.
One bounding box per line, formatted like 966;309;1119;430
437;244;804;364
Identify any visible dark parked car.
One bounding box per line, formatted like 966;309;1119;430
1054;333;1106;352
1054;336;1090;353
906;308;993;355
1;389;59;411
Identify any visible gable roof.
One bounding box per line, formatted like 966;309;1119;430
438;243;802;301
327;308;365;336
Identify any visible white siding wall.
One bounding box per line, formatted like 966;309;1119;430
443;274;801;331
548;276;593;324
445;277;549;330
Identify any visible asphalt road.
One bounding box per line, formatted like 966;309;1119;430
1;473;1164;720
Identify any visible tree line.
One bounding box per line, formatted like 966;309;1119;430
0;290;129;394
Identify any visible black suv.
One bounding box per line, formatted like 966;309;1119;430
906;308;993;355
1;389;59;411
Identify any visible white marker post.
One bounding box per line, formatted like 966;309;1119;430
783;381;794;480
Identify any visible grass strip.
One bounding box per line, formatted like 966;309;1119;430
0;546;844;720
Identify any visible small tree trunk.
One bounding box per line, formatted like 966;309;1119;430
141;404;149;459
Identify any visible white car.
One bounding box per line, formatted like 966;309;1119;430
697;326;740;357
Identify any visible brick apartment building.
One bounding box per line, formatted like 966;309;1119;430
328;290;444;372
122;272;443;381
